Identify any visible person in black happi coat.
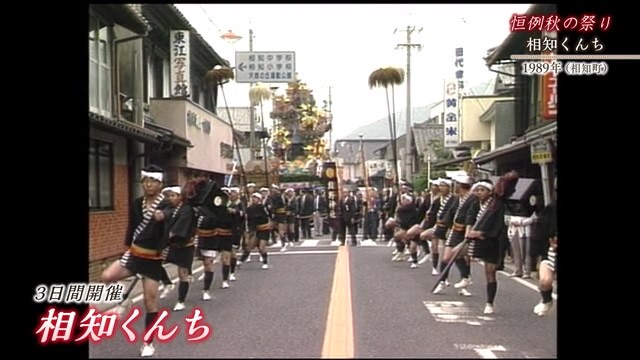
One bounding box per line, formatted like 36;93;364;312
466;172;518;315
101;165;171;357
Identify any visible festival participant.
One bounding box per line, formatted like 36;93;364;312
466;172;518;314
161;186;196;311
100;165;170;357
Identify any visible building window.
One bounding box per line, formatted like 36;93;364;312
151;53;165;98
89;139;114;210
192;82;200;104
89;14;112;117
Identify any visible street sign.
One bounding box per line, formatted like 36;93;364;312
235;51;296;83
530;139;553;164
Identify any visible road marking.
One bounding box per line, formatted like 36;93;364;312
321;246;354;358
423;301;495;326
359;240;378;246
454;344;506;358
300;240;320;247
499;271;558;300
272;250;338;255
476;261;558;300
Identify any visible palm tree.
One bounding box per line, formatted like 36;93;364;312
249;83;273;187
368;67;405;192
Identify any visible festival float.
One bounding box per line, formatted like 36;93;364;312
269;77;332;189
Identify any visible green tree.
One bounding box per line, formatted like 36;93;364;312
413;141;452;193
430;140;453;161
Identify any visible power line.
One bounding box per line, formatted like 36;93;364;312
199;5;222;34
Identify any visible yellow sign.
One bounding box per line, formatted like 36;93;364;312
530;140;553;164
324;167;336;180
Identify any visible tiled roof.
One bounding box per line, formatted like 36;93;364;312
123;4;152;32
166;5;230;68
412;124;444;160
144;120;192;147
89;112;161;143
90;4;152;34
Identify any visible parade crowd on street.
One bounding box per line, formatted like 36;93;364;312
101;165;557;357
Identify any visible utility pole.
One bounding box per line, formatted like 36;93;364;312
327;86;333;158
395;26;422;182
248;28;256;160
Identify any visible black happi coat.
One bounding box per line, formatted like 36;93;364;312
125;196;171;251
164;203;196;246
247;203;270;231
452;194;477;227
469;198;506;240
396;202;419;230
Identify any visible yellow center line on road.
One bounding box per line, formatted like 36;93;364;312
321;246;354;358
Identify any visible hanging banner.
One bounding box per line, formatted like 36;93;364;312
443;79;460;148
455;47;464;92
170;30;190;98
322;162;339;219
541;31;557;121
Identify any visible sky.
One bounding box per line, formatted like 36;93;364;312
175;3;531;143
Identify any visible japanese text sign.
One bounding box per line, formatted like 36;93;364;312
455;47;464;90
443;79;460;148
170;30;190;98
541;30;557;120
322;162;339;219
235;51;296;83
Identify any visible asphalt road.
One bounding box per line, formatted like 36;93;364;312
89;236;557;358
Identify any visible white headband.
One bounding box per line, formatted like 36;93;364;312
439;179;453;186
260;187;269;192
285;188;294;193
401;194;413;202
472;181;494;192
247;183;256;187
162;186;181;194
251;192;262;200
271;184;280;190
141;171;163;182
229;187;240;193
221;187;230;192
454;175;473;185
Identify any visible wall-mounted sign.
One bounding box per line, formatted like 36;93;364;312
170;30;190;98
530;139;553;164
443;79;460;148
186;110;211;134
455;47;464;91
220;143;233;159
541;31;557;121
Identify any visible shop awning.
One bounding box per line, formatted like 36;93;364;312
488;176;540;202
432;156;471;169
472;140;528;165
524;121;557;143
